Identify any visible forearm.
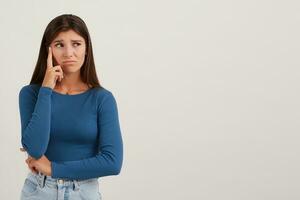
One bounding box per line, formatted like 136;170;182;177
19;86;53;159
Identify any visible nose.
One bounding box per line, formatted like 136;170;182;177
63;45;74;58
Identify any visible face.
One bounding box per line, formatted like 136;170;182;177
50;29;86;74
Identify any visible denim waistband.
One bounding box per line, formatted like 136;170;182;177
27;171;99;191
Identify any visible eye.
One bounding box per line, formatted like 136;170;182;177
54;43;63;48
73;42;81;47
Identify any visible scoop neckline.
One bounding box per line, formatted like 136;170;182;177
52;87;94;97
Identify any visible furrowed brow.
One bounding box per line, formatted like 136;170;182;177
53;39;83;43
71;40;83;42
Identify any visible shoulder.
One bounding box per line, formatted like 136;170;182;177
93;86;118;110
19;84;41;98
94;87;114;101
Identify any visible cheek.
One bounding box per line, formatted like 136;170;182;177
77;50;86;60
78;45;86;56
52;51;61;63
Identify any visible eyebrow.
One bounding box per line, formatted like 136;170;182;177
53;39;84;43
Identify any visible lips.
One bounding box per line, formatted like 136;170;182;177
63;60;76;63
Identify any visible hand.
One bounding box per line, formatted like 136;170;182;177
20;148;52;176
25;155;39;174
42;46;64;89
26;155;52;176
20;148;38;174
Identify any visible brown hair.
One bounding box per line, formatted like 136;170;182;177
30;14;101;88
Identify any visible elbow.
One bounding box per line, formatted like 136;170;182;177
113;163;122;175
111;155;123;175
111;163;122;175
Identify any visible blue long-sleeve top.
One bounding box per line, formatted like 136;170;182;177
18;84;123;180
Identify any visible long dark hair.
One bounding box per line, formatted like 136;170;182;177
30;14;101;88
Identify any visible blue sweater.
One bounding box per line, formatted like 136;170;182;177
18;84;123;180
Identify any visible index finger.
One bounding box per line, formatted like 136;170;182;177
47;46;53;68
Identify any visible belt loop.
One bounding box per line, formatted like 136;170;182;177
73;180;80;191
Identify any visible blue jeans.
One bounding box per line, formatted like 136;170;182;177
20;171;102;200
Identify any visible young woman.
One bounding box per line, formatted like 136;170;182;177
18;14;123;200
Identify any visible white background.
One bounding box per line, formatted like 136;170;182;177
0;0;299;199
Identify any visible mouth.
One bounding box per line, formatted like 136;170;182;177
63;61;76;65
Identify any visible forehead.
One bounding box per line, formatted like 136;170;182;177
53;29;85;42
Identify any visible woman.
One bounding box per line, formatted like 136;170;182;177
18;14;123;200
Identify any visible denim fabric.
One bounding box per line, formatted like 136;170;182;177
20;171;102;200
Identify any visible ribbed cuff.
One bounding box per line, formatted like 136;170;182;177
39;86;53;96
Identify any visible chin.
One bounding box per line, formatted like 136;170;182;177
62;67;81;73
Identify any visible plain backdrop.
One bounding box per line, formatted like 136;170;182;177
0;0;300;199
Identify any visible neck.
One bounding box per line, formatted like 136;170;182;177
56;71;88;90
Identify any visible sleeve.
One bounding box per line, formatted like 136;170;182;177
18;85;53;159
51;91;123;180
